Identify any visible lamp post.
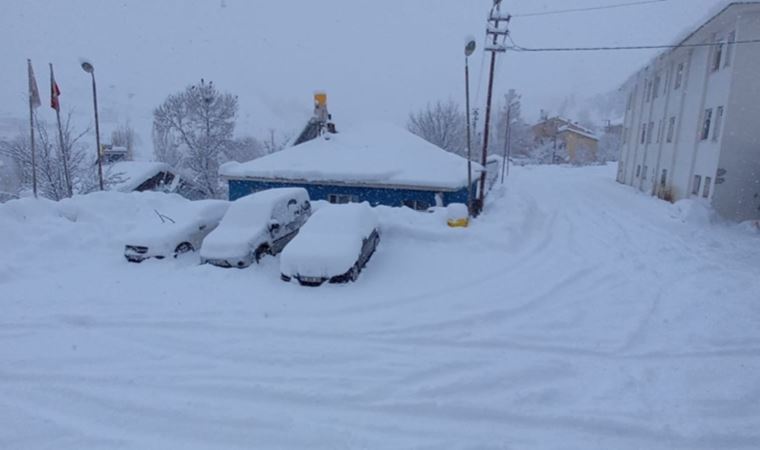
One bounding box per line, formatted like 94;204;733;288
81;61;104;191
464;36;476;217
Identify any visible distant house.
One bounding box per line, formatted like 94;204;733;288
532;116;598;164
107;161;178;193
220;122;480;210
617;2;760;222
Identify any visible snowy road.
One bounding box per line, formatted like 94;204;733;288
2;164;759;449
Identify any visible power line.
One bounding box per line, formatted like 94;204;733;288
508;39;760;52
512;0;667;18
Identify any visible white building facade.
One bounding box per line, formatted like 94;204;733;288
617;2;760;222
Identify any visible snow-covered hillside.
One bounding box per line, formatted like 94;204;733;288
1;164;759;449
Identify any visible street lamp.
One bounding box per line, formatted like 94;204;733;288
464;36;476;217
81;60;104;191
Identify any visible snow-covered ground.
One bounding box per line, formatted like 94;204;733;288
1;164;759;449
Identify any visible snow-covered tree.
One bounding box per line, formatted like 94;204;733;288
0;113;94;200
407;100;467;157
153;79;238;199
493;89;534;160
110;122;139;160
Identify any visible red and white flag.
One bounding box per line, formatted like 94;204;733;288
49;64;61;112
27;59;41;109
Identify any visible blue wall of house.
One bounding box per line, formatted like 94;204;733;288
228;179;473;208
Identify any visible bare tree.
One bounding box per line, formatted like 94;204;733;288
0;112;94;200
111;122;140;159
494;90;534;160
153;79;238;198
407;100;466;156
225;136;267;163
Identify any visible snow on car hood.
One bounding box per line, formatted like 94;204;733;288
123;200;228;254
200;224;267;260
280;203;378;278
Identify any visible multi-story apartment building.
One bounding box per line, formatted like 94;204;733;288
617;2;760;221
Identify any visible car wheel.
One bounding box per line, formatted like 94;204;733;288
349;264;359;282
254;245;269;263
174;242;194;256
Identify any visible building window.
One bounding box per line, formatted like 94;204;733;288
328;194;358;204
701;108;713;140
712;106;724;141
402;200;430;211
674;62;684;90
703;177;712;198
645;80;652;103
646;122;654;144
711;38;724;72
636;165;641;178
660;169;668;187
667;116;676;143
724;31;736;68
692;175;702;195
640;124;647;144
652;73;661;99
642;165;648;180
656;119;664;143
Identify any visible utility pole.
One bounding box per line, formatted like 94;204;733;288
500;102;512;184
476;0;510;214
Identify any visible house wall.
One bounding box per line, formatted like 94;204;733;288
228;179;472;209
563;133;598;162
617;4;760;221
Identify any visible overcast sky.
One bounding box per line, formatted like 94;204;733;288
0;0;731;157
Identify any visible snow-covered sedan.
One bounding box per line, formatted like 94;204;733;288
200;188;311;268
280;202;380;286
124;200;230;263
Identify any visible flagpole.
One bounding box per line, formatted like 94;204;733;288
50;63;72;197
27;59;38;198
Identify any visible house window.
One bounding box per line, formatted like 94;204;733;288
640;124;647;144
703;177;712;198
692;175;702;195
402;199;430;211
701;108;713;140
642;165;648;180
645;80;652;103
328;194;358;204
724;31;736;67
711;38;724;72
660;169;668;187
674;63;684;90
646;122;654;144
636;165;641;178
712;106;724;141
667;116;676;143
626;92;633;111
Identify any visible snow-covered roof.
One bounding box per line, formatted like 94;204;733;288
220;122;481;191
107;161;173;192
557;125;598;141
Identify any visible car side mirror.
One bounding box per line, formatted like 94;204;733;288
268;221;280;233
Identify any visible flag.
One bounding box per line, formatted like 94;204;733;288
50;64;61;112
27;60;41;109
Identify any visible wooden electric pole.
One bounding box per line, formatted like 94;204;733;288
476;0;510;214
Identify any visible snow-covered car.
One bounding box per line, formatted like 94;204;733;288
200;188;311;268
124;200;230;263
280;202;380;286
